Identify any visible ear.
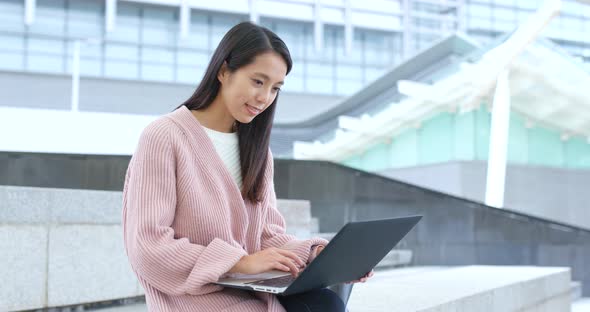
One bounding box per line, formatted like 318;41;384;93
217;61;229;84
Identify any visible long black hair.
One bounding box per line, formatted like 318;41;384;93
175;21;292;203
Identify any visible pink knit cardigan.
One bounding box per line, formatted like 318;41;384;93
122;105;329;311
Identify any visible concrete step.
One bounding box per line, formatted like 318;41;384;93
348;265;572;312
572;281;583;302
572;298;590;312
93;303;146;312
310;217;319;234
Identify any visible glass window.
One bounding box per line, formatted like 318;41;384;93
0;0;25;33
306;77;333;94
365;67;385;83
364;30;394;67
335;79;362;96
274;20;307;61
0;34;24;70
305;25;335;62
178;11;209;50
106;2;140;43
306;62;333;79
27;36;64;73
29;0;66;36
142;47;174;64
335;64;363;80
468;3;492;18
177;66;205;84
65;57;102;76
335;29;363;65
210;14;244;52
67;0;103;39
141;63;174;82
104;60;139;79
282;74;304;93
515;0;538;10
177;50;209;66
142;5;176;46
105;43;138;62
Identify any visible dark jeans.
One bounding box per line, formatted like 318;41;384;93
277;288;346;312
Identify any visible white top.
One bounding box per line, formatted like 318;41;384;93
202;126;243;190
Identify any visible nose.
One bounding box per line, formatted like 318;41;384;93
256;89;272;105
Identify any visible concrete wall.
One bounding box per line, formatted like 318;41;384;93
381;161;590;230
0;70;342;124
0;185;313;311
273;159;590;296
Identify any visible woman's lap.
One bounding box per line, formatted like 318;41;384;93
277;288;346;312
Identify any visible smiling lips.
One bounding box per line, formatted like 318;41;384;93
245;103;262;116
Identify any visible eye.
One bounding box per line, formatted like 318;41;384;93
273;87;281;93
252;79;263;86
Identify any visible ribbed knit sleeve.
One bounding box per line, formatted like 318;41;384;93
259;152;329;264
122;119;247;296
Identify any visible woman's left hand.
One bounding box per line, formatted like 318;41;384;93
345;270;374;284
313;246;375;284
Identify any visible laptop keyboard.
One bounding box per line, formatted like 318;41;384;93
245;275;295;288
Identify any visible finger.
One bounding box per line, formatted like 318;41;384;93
272;260;291;272
273;262;291;273
276;249;305;267
278;257;300;277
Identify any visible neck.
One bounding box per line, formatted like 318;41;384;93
190;97;235;133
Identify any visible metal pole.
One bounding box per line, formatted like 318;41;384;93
71;40;81;112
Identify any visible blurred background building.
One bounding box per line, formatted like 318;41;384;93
1;0;589;311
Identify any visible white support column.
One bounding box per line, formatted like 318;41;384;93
25;0;36;26
314;0;323;52
71;40;81;113
249;0;259;24
485;69;511;208
105;0;117;33
180;0;190;39
344;0;353;55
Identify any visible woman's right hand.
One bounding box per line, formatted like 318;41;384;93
229;247;305;277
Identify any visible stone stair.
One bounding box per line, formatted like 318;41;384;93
314;232;413;269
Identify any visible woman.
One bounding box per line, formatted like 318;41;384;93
122;21;372;312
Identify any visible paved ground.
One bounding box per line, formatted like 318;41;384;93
573;298;590;312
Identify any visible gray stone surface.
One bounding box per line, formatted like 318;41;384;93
0;225;47;311
0;185;316;310
88;266;573;312
573;298;590;312
0;185;123;224
278;199;312;239
382;160;590;231
47;225;139;307
0;186;51;223
348;266;571;312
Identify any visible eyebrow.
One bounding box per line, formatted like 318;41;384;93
253;72;284;85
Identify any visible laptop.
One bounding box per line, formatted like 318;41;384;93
214;215;422;296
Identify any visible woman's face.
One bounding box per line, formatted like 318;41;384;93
218;51;287;124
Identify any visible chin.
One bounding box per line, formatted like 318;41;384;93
235;115;256;124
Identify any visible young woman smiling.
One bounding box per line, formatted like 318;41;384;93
122;21;371;312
